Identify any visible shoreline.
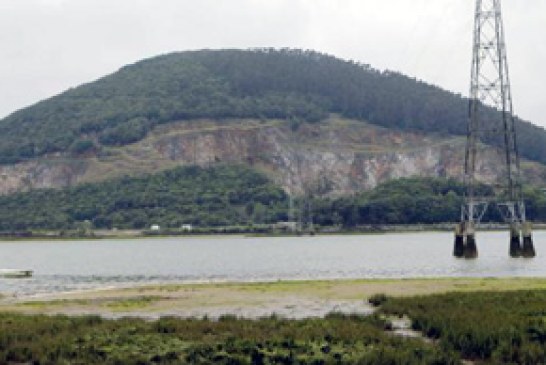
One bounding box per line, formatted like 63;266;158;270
2;277;546;319
2;224;546;241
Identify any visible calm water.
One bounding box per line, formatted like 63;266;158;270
1;232;545;296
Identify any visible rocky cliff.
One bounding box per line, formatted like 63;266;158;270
1;116;545;196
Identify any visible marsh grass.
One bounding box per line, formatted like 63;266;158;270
0;312;458;364
380;290;546;363
3;283;546;363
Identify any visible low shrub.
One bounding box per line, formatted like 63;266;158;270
368;293;388;307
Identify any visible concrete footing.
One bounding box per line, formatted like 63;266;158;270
454;221;536;259
464;234;478;259
453;223;478;259
522;236;536;258
453;225;465;258
521;222;536;258
509;234;522;258
509;223;537;258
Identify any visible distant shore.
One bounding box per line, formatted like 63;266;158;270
2;223;546;241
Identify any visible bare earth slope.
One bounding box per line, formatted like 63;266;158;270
1;116;545;196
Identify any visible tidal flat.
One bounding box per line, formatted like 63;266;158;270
2;277;546;319
1;279;545;364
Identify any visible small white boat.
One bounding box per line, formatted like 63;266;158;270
0;269;33;278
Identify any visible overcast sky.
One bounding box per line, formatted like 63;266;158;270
1;0;545;127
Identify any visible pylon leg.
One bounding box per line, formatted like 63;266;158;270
464;234;478;259
521;222;536;258
454;223;465;258
509;224;522;258
463;223;478;259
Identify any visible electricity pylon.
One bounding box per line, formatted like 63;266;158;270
454;0;536;259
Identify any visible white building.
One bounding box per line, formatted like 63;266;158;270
181;224;193;232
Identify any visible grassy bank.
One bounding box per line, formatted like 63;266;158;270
1;283;546;364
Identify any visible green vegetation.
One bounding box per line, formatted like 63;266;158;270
380;290;546;364
1;165;546;232
368;294;388;307
2;288;546;364
0;165;288;231
314;177;471;226
105;296;163;311
1;49;546;166
0;313;458;364
314;177;546;226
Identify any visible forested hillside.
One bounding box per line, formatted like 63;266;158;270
0;165;288;231
1;165;546;232
314;178;546;226
1;49;546;165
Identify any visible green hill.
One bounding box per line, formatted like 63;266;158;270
1;164;545;232
1;48;546;165
0;165;288;231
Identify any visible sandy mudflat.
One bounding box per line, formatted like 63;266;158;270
1;277;545;319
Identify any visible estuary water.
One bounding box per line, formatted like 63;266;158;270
1;231;545;296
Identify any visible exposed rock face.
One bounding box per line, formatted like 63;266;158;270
0;160;88;195
1;117;545;196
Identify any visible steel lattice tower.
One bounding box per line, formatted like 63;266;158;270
454;0;536;259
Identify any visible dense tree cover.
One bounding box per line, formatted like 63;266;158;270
313;177;470;226
1;49;546;166
313;177;546;227
1;166;546;232
0;165;288;231
380;290;546;363
0;313;458;364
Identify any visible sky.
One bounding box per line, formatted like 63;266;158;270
0;0;545;127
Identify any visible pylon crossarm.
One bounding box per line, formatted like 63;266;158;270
497;201;527;223
461;201;489;224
